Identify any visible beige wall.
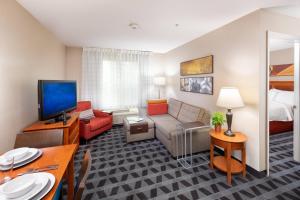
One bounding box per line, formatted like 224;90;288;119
164;11;262;170
0;0;66;153
270;48;293;81
65;47;165;100
270;48;293;65
66;47;82;99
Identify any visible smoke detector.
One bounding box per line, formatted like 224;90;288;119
129;23;139;30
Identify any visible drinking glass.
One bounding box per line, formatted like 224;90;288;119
0;157;14;184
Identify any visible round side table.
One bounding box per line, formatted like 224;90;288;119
209;129;247;185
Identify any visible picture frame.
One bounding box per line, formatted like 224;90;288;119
270;64;294;76
180;76;213;95
180;55;213;76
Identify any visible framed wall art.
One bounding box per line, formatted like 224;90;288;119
180;76;213;95
180;55;213;76
269;64;294;76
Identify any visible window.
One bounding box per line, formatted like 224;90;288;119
82;48;153;109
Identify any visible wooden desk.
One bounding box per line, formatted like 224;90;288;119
0;145;77;200
209;129;247;185
23;113;80;148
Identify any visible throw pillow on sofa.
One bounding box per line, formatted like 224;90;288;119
147;99;168;115
148;103;168;115
79;109;95;120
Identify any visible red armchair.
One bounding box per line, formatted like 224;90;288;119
75;101;112;140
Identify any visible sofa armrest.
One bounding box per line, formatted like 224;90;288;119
93;110;110;117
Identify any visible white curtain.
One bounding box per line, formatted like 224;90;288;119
81;48;154;109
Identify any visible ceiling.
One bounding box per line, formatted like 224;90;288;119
267;6;300;51
269;38;294;51
17;0;300;53
268;5;300;19
269;31;300;51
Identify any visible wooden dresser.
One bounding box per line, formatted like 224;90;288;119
23;113;80;148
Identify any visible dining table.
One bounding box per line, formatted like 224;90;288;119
0;144;77;200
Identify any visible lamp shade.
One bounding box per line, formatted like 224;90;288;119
153;76;166;86
216;87;244;109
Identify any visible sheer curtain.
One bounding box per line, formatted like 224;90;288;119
81;48;153;109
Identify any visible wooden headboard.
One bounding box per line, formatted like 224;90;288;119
269;81;294;91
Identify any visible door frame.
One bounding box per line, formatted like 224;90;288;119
294;42;300;162
266;31;300;176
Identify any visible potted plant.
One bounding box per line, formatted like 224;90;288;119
212;112;226;132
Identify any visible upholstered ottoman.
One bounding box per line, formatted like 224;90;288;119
123;116;155;143
112;108;139;125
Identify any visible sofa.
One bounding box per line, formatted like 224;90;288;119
75;101;113;140
147;98;211;157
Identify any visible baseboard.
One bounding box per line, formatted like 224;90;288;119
246;166;267;178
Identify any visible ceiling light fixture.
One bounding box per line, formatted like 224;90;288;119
129;23;139;30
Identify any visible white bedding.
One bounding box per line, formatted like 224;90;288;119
269;100;293;121
269;89;294;122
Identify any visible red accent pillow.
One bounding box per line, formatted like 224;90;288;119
147;103;168;115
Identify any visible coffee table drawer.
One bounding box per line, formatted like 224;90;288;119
130;123;148;134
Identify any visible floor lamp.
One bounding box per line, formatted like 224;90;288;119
154;76;166;99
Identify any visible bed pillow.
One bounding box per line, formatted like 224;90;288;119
269;89;280;101
79;109;95;120
274;90;294;106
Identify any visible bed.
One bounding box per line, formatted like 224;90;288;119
269;81;294;135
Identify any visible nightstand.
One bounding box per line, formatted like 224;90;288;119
209;129;247;185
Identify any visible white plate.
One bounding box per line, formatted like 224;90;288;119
0;150;42;171
0;172;54;200
0;174;36;198
0;148;38;166
29;173;55;200
3;148;30;162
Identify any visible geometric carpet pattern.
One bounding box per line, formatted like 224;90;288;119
65;127;300;200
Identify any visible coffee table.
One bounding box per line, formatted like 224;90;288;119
123;116;154;143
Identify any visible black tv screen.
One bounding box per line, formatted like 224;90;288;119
38;80;77;121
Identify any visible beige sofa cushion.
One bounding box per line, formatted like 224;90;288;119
177;103;200;123
197;109;211;125
168;98;182;118
148;114;181;139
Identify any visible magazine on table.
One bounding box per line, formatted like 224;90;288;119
127;116;144;124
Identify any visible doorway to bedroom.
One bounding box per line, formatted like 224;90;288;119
267;31;300;176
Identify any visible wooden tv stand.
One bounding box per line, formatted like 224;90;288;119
23;113;80;148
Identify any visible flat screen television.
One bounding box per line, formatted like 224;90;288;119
38;80;77;121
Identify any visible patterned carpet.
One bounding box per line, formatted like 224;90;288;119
66;127;300;200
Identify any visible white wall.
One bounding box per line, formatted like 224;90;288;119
164;11;262;170
0;0;66;153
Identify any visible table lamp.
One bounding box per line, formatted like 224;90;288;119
216;87;244;137
153;76;166;99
